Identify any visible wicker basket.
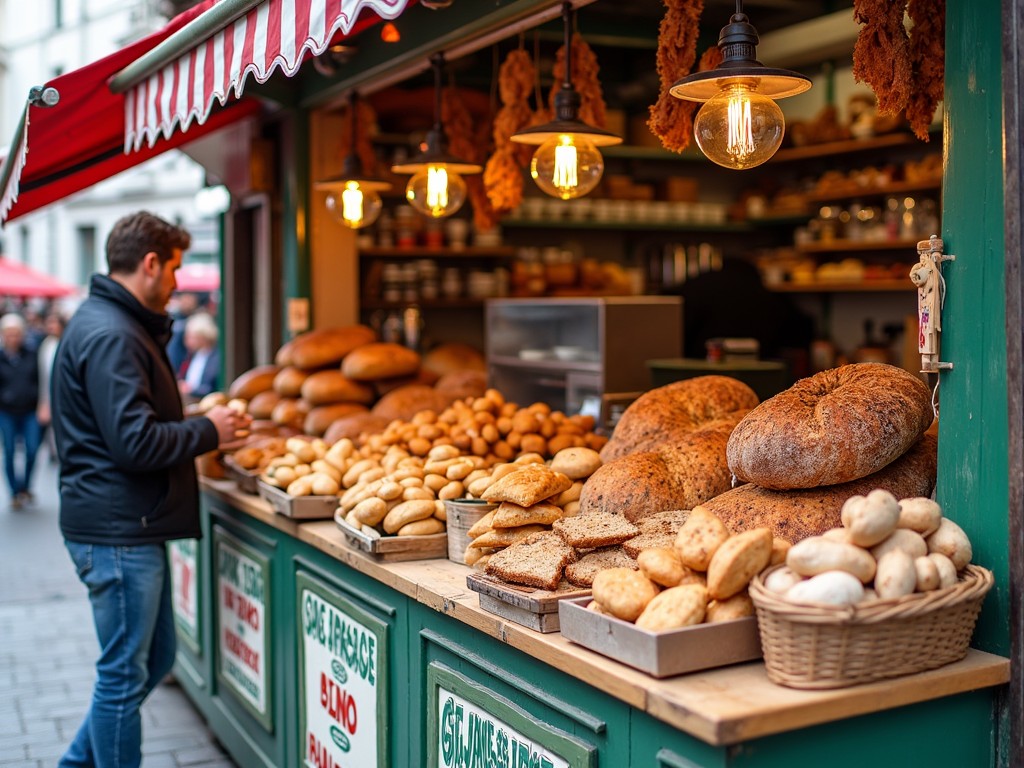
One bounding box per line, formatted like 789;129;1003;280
749;564;994;689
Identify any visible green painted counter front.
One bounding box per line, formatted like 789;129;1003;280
178;488;1008;767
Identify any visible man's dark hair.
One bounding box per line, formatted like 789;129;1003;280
106;211;191;275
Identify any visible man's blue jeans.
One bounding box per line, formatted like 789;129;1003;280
0;409;41;497
59;543;177;768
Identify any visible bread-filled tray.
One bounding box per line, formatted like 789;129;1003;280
466;572;591;633
558;597;762;678
334;511;448;562
222;456;260;495
257;480;339;519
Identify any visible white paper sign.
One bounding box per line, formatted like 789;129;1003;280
301;588;379;768
168;539;198;642
437;687;570;768
217;541;267;715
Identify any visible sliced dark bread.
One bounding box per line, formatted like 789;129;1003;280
553;511;640;548
485;531;576;591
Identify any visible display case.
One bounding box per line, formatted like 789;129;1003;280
485;297;682;426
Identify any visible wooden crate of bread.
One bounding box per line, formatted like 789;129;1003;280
258;480;339;519
334;510;447;562
466;571;589;633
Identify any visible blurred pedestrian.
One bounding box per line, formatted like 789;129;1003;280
166;291;198;374
177;311;221;401
51;211;246;768
0;313;41;509
36;312;66;463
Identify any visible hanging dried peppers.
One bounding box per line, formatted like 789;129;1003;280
484;48;535;214
442;88;500;232
548;33;608;129
852;0;912;116
648;0;704;153
905;0;945;141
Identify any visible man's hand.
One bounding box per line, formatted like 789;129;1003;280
205;405;252;449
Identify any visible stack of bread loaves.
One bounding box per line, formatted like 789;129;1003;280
704;363;937;542
579;376;759;522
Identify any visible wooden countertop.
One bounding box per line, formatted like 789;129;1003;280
201;479;1010;746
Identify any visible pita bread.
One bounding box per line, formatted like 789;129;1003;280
492;501;562;528
481;464;572;507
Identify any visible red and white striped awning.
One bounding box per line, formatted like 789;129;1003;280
125;0;410;152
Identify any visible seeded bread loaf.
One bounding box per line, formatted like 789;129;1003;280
704;433;937;542
726;363;933;490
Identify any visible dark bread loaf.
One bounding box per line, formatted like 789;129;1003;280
300;371;375;405
371;385;453;422
704;433;938;542
434;370;488;401
601;376;759;462
727;363;933;490
580;415;744;522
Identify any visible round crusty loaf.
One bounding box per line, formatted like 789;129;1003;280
287;325;377;369
342;343;421;381
727;363;933;490
247;389;282;420
273;366;311;397
705;433;937;542
323;413;391;444
579;414;744;522
270;398;309;430
601;376;759;462
371;384;453;422
422;342;486;377
227;365;281;400
300;370;375;406
434;370;488;401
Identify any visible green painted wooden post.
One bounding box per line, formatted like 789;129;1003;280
936;0;1009;655
281;109;312;339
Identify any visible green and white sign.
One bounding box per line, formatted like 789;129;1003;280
297;572;389;768
214;528;272;730
428;664;595;768
168;538;199;653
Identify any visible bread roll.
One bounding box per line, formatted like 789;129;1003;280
273;366;311;397
601;377;759;462
304;403;369;436
227;365;281;400
342;343;421;381
373;368;440;397
702;433;938;542
271;398;309;430
247;389;282;420
727;363;933;490
422;342;486;377
323;413;391;444
434;370;488;400
300;371;375;405
287;325;377;369
371;385;453;422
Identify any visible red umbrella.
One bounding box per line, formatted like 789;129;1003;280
0;256;77;297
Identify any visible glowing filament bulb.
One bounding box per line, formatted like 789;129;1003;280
726;91;755;161
426;166;449;212
552;136;579;191
341;181;364;225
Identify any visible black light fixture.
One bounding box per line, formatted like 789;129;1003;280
510;1;621;199
315;92;391;229
391;52;482;218
670;0;811;169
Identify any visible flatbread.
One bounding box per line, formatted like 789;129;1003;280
492;501;563;528
482;464;573;507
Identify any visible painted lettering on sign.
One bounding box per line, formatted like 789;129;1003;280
217;541;267;716
301;588;379;767
438;690;570;768
169;539;198;642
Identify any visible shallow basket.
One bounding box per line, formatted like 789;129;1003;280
748;564;994;689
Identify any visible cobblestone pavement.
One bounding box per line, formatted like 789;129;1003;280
0;458;237;768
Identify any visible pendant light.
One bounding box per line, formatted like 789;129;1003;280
314;93;391;229
669;0;811;170
391;53;481;219
510;1;621;200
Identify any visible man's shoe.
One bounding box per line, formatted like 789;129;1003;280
10;495;23;510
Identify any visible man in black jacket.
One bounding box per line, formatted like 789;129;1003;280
0;313;40;509
52;212;243;768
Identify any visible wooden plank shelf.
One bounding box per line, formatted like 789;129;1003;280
768;280;913;293
358;246;516;258
805;179;942;204
796;239;922;254
502;219;747;233
770;132;934;163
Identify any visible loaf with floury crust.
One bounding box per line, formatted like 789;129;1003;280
600;376;760;462
704;433;937;542
579;413;747;522
726;363;933;490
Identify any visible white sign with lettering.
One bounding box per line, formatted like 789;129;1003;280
217;540;267;715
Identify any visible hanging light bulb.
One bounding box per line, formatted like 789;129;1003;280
511;1;621;200
391;52;481;219
670;2;810;170
315;93;391;229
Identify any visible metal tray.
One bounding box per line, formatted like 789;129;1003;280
223;456;260;495
558;597;762;678
334;511;448;562
466;572;591;634
257;480;339;519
